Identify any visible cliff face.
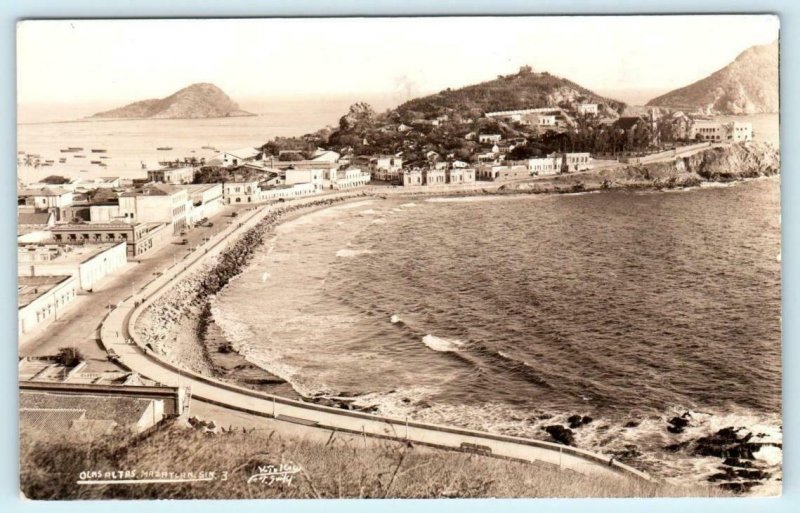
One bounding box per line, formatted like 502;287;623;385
91;83;254;119
646;41;779;114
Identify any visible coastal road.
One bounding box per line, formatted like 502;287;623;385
98;193;651;483
19;202;253;368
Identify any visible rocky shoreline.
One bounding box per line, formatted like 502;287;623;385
495;142;779;196
135;194;368;396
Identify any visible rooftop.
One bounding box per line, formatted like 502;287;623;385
20;391;156;429
18;242;123;266
18;212;53;225
18;275;73;309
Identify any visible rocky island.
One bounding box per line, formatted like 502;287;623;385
90;82;255;119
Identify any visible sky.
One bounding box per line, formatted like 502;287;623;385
17;15;779;107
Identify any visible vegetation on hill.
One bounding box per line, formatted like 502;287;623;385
258;66;630;166
20;422;724;499
395;66;626;120
647;41;779;114
91;83;255;120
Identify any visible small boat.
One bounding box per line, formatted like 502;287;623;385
201;145;215;150
80;170;88;173
45;160;54;163
74;155;86;158
68;147;83;151
91;149;107;153
156;147;173;151
99;156;109;159
91;160;102;164
59;158;66;163
41;163;53;166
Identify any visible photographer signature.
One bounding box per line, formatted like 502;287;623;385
247;463;301;485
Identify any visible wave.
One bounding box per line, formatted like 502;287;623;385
336;248;374;258
422;334;464;352
425;196;515;203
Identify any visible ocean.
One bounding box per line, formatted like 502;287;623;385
210;178;781;492
15;94;400;183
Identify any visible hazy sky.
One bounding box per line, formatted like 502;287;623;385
17;16;779;106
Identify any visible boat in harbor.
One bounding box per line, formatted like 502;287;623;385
91;160;102;164
99;156;109;159
156;146;173;151
68;147;83;151
74;155;86;158
91;149;107;153
59;158;66;163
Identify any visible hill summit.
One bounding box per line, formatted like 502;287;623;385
394;66;626;120
91;83;254;119
646;41;779;114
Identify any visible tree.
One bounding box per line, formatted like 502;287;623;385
339;102;376;132
41;175;70;185
56;347;83;367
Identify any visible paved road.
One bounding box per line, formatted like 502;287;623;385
97;193;651;483
19;202;255;368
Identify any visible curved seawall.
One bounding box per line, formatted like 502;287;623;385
100;193;651;483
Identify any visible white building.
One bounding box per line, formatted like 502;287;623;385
285;168;325;192
260;182;318;201
147;167;197;185
729;121;753;142
18;274;79;337
223;180;260;204
119;184;189;235
478;133;503;143
210;147;262;168
576;103;599;115
310;149;341;163
527;156;561;176
689;120;726;141
329;168;371;190
180;183;224;225
18;242;127;292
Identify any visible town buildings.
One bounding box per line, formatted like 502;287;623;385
119;184;188;235
527;156;561;176
223;180;260;204
422;168;447;186
18;274;78;336
329;168;371;189
403;169;423;186
556;152;593;173
18;241;127;291
18;211;55;234
477;163;530;181
18;187;74;221
209;147;262;168
181;183;224;224
446;167;477;184
478;133;503;143
51;222;171;259
147;166;197;185
285;168;325;192
576;103;599;115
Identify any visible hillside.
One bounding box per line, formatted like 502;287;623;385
91;83;254;119
646;41;779;114
394;67;626;120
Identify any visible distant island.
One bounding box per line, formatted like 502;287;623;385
90;83;255;120
647;40;778;114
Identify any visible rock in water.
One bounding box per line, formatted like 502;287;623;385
544;425;575;446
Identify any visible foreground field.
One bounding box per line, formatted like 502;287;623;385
20;422;726;500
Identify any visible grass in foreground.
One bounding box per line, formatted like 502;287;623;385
20;422;726;500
